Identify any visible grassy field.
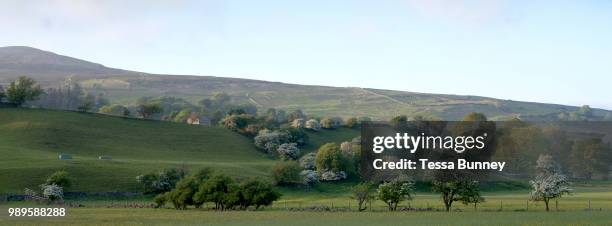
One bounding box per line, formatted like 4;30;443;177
0;108;359;193
0;206;610;226
0;108;278;193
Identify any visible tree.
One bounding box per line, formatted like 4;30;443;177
276;143;300;160
287;109;305;122
194;174;235;210
570;138;610;179
254;129;290;154
345;117;359;128
530;154;571;211
458;181;484;210
270;161;302;186
40;184;63;201
44;170;72;190
137;103;162;119
377;180;415;211
315;143;350;173
6;76;44;106
352;182;374;211
320;117;343;129
239;178;281;210
221;113;256;133
136;168;185;194
305;119;321;131
163;168;213;209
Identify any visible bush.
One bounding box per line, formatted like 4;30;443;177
320;117;343;129
194;174;236;210
305;119;321;131
40;184;63;201
319;170;347;181
254;129;290;154
271;161;302;186
291;119;305;128
154;193;167;208
283;128;309;146
377;180;415;211
300;170;319;185
136;168;186;194
45;170;72;190
299;152;317;170
345;117;359;128
277;143;300;160
239;178;281;210
315;143;350;173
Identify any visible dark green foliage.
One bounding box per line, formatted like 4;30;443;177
6;76;44;106
164;168;213;209
239;178;281;210
45;170;72;189
271;161;302;186
282;128;309;146
432;180;483;212
136;103;162;119
193;174;235;210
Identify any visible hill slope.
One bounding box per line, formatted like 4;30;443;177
0;108;277;193
0;46;609;120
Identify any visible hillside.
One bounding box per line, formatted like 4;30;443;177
0;46;609;120
0;108;275;193
0;108;359;193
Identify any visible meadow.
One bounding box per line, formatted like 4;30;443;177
0;108;358;193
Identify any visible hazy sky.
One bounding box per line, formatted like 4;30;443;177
1;0;611;109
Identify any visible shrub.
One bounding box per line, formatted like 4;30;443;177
277;143;300;160
154;193;167;208
305;119;321;131
136;168;185;194
315;143;350;173
345;117;359;128
377;180;415;211
300;170;319;185
291;119;305;128
239;178;281;210
283;128;309;146
319;170;347;181
194;174;236;210
299;152;317;170
40;184;63;201
254;129;290;154
271;161;302;186
45;170;72;190
320;117;343;129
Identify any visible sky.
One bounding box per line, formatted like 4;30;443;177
0;0;611;109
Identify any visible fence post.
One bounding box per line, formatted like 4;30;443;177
500;200;503;211
526;200;528;211
589;200;591;210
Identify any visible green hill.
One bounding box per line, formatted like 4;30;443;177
0;107;359;193
0;108;276;193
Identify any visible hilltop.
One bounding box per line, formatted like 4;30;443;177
0;46;609;120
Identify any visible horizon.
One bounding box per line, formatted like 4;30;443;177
1;0;611;109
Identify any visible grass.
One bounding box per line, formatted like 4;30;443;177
0;108;276;193
1;207;611;226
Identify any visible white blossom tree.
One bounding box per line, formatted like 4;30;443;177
530;154;571;211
